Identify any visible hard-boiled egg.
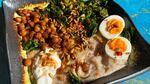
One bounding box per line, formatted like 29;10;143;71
33;48;61;84
105;37;132;60
99;15;125;39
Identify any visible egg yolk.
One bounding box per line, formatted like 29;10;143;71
108;38;127;52
107;19;123;34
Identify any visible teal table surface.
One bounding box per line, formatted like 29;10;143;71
0;0;150;84
115;0;150;44
114;0;150;83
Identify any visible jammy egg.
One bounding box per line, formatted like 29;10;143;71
99;15;125;39
105;37;132;60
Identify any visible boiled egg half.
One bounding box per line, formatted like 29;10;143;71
99;15;125;39
105;37;132;60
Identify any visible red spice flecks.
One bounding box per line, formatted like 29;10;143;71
115;52;122;56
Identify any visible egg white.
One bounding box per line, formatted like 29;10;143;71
99;15;125;39
105;37;132;60
33;48;61;84
37;75;52;84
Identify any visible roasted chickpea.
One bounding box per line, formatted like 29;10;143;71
44;17;49;22
42;32;49;38
21;16;27;23
19;29;27;36
34;17;40;23
50;23;54;28
26;16;30;20
33;13;40;18
22;36;29;42
40;30;44;34
81;63;89;72
41;43;49;50
61;28;66;34
40;21;46;26
31;12;40;18
25;12;30;17
22;59;32;66
35;33;42;39
52;35;59;43
41;26;46;30
34;25;41;32
25;24;31;29
63;40;67;47
47;28;52;33
17;23;25;31
68;38;75;46
70;53;75;60
22;9;28;15
63;34;70;39
56;67;64;74
62;47;68;53
39;37;45;43
29;31;35;38
64;38;75;49
14;17;22;23
66;28;71;33
28;20;34;27
56;75;64;81
59;33;64;37
50;24;56;32
71;63;77;69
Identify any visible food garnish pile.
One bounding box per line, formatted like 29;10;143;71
13;0;133;84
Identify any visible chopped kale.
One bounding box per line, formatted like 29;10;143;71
83;18;98;37
68;70;82;84
44;0;109;36
23;40;40;51
122;27;136;42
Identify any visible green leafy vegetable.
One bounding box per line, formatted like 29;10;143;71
68;70;82;84
130;27;135;37
63;7;71;15
23;40;40;51
127;46;138;66
77;0;108;37
122;30;131;41
88;0;108;18
51;0;61;5
99;8;108;17
44;1;71;26
44;4;63;18
44;0;109;36
59;16;68;26
83;18;98;37
122;27;135;42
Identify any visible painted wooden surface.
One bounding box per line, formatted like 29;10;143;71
121;71;150;84
115;0;150;44
115;0;150;83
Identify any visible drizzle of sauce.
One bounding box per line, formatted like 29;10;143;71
108;38;127;52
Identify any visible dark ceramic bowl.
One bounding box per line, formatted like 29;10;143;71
3;0;150;84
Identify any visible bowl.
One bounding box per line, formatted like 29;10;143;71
2;0;150;83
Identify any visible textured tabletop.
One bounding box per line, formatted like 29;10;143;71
115;0;150;44
0;0;150;84
117;0;150;83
